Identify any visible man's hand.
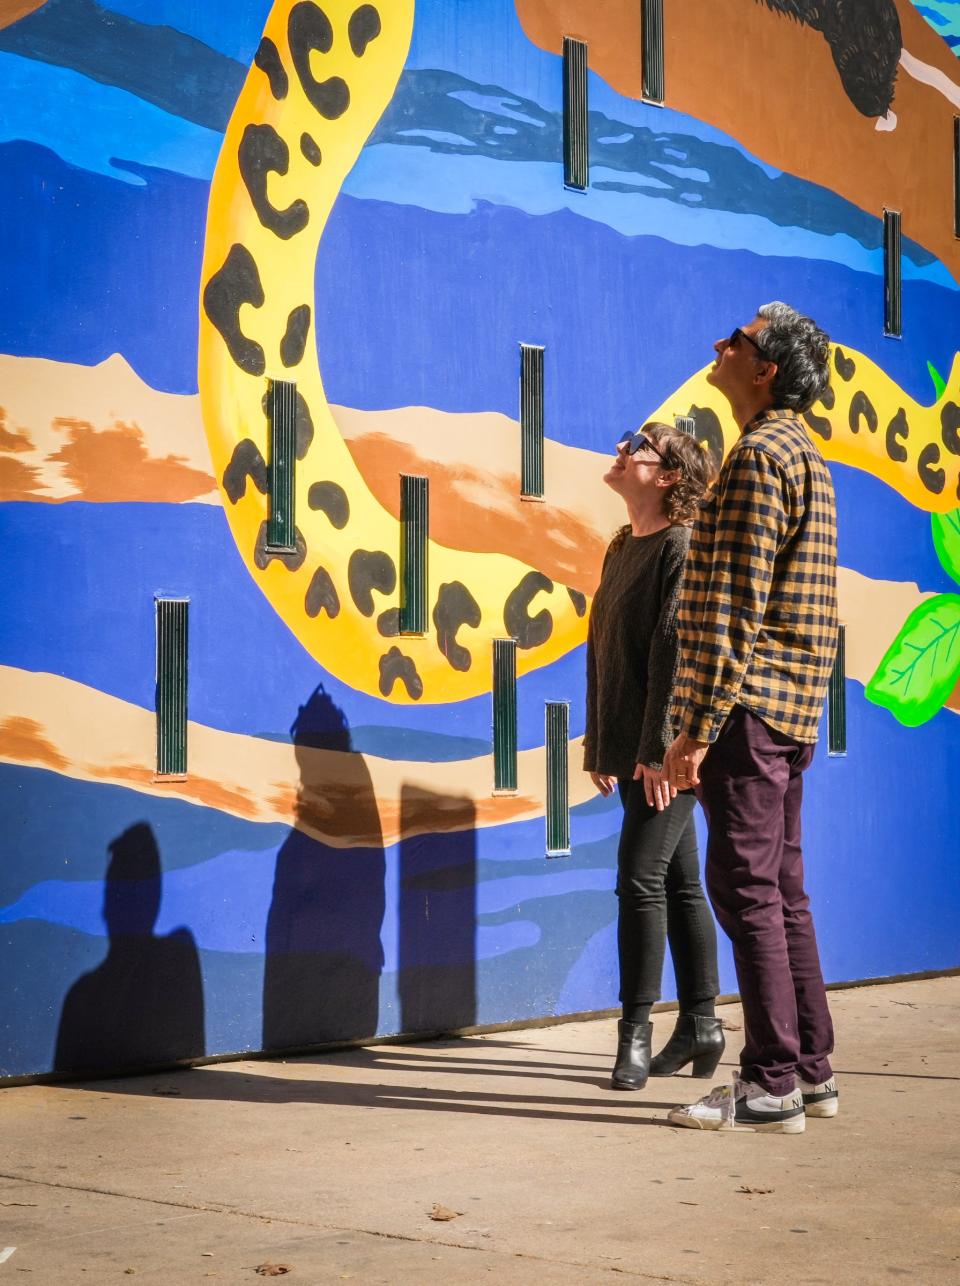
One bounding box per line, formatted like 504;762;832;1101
661;734;710;790
589;771;617;797
633;762;675;812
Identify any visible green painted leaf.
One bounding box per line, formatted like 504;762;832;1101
927;360;946;400
866;593;960;727
932;509;960;587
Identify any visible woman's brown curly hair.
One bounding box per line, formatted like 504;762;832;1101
609;421;715;551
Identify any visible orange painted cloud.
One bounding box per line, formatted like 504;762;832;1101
48;418;215;504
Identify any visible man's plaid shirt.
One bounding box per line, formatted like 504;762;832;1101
672;407;838;745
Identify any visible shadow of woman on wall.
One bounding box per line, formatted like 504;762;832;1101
261;685;385;1051
54;822;204;1074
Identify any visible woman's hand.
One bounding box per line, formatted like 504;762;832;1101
589;771;617;797
633;761;676;812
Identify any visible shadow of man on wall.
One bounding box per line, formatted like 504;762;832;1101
54;822;205;1074
398;786;477;1034
261;685;385;1051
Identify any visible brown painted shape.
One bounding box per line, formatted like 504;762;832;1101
514;0;960;281
0;1;47;29
48;418;216;502
0;410;33;452
0;454;46;500
94;763;263;820
0;716;67;771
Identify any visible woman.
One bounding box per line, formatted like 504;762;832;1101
583;422;723;1090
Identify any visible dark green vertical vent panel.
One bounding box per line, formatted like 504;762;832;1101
399;474;429;635
156;597;188;777
828;625;847;757
642;0;665;104
954;118;960;238
674;415;696;436
492;638;518;792
520;344;545;498
268;377;297;550
545;701;570;857
563;36;588;190
883;209;902;338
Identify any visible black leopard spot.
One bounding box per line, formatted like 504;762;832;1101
942;401;960;456
885;408;909;463
348;549;396;616
261;386;314;460
567;588;587;617
254;521;307;570
433;581;481;672
202;244;266;376
288;2;350;119
254;36;288;99
307;480;350;528
305;566;340;617
504;571;554;649
687;404;724;470
348;4;381;56
818;385;836;411
849;390;878;435
379;647;423;700
223;439;267;503
300;132;322;165
238;123;309;240
918;443;945;495
834;347;856;381
280;304;311;368
377;607;400;637
803;409;831;441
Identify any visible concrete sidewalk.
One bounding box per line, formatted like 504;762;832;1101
1;976;958;1285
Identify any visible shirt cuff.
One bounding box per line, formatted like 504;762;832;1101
680;706;727;745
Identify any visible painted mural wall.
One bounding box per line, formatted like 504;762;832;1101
1;0;959;1079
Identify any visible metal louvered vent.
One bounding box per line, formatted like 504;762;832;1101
642;0;665;104
492;638;518;793
883;209;902;338
674;415;696;436
828;625;847;757
268;377;297;550
399;474;429;635
156;597;188;777
954;118;960;239
563;36;588;190
520;343;545;498
545;701;571;857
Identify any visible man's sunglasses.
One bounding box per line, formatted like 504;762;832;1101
728;326;769;360
615;431;667;461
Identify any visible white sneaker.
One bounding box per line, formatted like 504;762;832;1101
799;1074;839;1118
667;1076;806;1133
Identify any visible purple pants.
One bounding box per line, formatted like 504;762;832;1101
697;705;834;1095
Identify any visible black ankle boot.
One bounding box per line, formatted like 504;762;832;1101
649;1014;725;1078
610;1020;652;1090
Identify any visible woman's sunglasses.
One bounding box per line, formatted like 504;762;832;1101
615;431;667;461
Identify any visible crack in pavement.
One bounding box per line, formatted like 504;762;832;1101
0;1171;698;1283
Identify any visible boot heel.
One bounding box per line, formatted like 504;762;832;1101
691;1049;724;1078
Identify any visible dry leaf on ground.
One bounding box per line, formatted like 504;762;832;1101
429;1204;463;1222
254;1264;293;1277
736;1185;774;1195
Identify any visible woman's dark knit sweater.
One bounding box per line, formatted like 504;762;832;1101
583;524;690;778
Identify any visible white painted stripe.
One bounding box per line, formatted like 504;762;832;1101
0;1248;17;1265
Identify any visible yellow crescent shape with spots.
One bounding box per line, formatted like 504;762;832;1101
197;0;589;704
648;346;960;513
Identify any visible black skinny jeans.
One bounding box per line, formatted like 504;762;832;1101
616;779;719;1016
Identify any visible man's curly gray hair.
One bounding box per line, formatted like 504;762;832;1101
755;301;831;414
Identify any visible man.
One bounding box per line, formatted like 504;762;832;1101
661;302;839;1134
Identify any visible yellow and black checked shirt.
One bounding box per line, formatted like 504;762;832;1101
672;408;838;745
